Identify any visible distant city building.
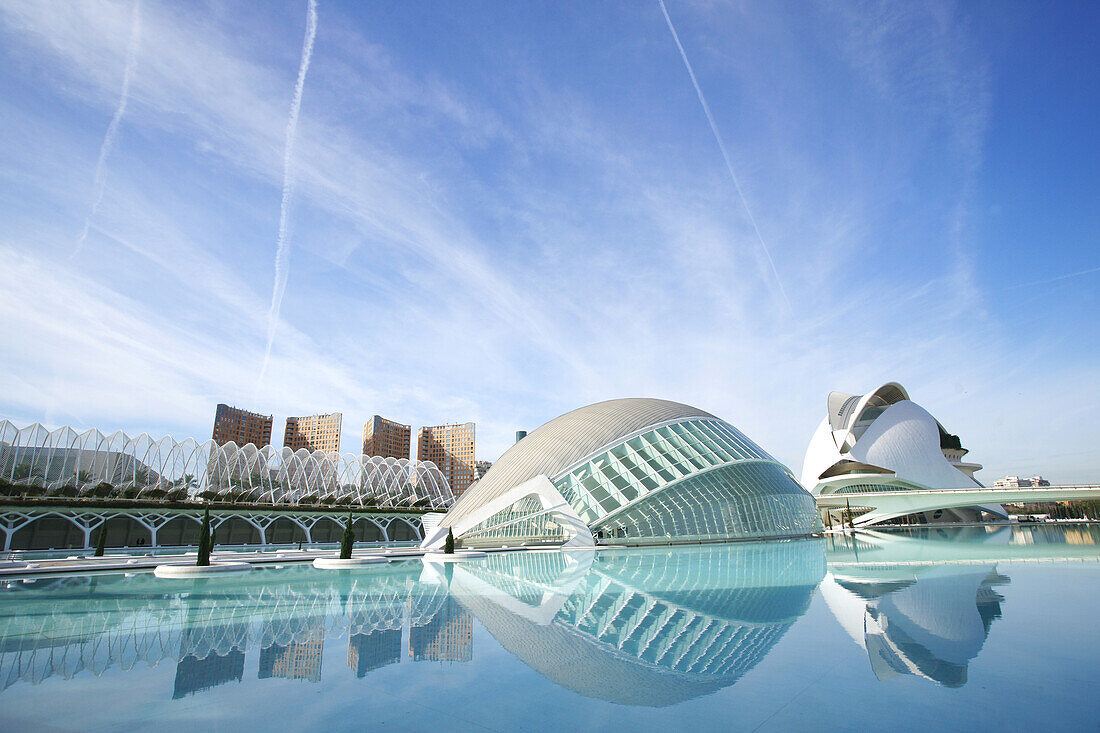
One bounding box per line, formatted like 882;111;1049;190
348;629;401;677
362;415;411;459
284;412;342;454
993;475;1051;488
474;460;492;481
515;430;527;443
409;596;472;662
212;404;272;448
417;422;475;498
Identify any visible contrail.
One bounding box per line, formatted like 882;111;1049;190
1007;265;1100;290
257;0;318;389
657;0;791;311
73;0;142;258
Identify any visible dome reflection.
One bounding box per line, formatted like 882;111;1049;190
443;539;826;707
822;526;1026;687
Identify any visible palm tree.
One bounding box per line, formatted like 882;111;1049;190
133;467;150;488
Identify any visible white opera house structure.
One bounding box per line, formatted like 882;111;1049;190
422;398;819;549
801;382;1008;524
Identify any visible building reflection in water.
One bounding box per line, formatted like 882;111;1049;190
441;538;827;707
410;596;473;662
1;524;1091;703
0;562;464;697
347;629;400;677
820;524;1100;687
172;623;247;698
258;620;324;683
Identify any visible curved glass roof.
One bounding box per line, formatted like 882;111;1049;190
443;398;715;529
552;417;776;526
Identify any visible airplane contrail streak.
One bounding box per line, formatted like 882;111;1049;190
657;0;791;311
1008;265;1100;290
73;0;142;258
257;0;318;390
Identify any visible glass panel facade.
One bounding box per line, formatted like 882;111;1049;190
461;494;569;546
592;462;817;543
552;419;773;526
832;482;916;495
453;417;816;547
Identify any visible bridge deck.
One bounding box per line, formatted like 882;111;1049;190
816;486;1100;526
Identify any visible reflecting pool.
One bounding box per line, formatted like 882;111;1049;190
1;524;1098;731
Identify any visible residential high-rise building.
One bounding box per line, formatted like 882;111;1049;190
211;404;272;448
361;415;411;459
417;422;475;497
283;413;342;454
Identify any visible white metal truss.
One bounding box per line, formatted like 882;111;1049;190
0;420;455;509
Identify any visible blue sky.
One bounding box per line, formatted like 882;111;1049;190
0;0;1096;482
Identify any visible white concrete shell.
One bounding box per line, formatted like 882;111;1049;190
801;383;1006;523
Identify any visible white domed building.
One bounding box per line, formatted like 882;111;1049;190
422;398;818;549
801;382;1007;524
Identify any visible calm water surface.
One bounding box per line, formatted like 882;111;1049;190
1;524;1097;732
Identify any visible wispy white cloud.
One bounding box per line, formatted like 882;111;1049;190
0;1;1095;482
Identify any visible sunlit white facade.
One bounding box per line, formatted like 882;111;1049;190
801;383;1006;523
423;398;818;549
0;420;454;509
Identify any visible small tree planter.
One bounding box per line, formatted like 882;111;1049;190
153;561;251;577
312;556;388;569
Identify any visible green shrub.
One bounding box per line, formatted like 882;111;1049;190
196;508;212;566
339;512;355;559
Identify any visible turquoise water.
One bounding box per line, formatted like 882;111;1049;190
0;524;1097;731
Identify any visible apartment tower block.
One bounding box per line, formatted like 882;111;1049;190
284;413;343;454
212;404;273;448
361;415;411;459
416;422;475;497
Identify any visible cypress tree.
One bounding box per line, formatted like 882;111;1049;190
340;512;355;559
93;523;108;557
444;528;455;554
197;507;211;567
